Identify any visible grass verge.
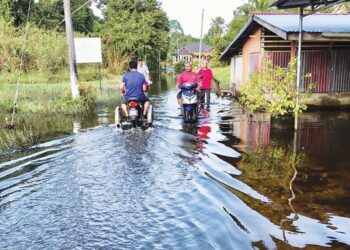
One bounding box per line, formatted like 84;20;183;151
0;126;41;152
0;78;120;153
212;66;230;89
0;79;120;115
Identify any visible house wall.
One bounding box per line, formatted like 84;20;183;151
262;50;350;106
242;28;262;83
230;56;243;94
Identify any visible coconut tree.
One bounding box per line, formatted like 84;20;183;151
238;0;275;15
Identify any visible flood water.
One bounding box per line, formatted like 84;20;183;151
1;75;350;249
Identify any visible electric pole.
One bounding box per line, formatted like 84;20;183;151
198;9;204;69
64;0;80;98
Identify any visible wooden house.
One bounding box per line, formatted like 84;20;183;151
220;13;350;106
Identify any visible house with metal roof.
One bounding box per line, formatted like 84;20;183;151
173;42;212;64
220;13;350;106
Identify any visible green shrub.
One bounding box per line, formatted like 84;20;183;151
174;60;185;74
240;59;316;117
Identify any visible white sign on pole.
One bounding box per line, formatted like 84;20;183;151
74;37;102;64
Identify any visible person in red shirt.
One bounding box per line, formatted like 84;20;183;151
176;62;200;114
197;60;214;109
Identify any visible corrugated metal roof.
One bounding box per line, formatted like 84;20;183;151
256;14;350;33
220;13;350;60
272;0;349;9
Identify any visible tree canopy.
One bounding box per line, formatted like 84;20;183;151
0;0;97;34
167;19;199;62
101;0;169;70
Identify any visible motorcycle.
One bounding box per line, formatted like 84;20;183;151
115;98;154;130
180;83;199;123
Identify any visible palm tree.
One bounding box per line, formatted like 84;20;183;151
238;0;274;15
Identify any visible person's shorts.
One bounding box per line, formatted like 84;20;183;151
122;95;149;104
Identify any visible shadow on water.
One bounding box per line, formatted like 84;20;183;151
0;74;350;249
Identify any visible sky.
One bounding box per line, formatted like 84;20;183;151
160;0;247;38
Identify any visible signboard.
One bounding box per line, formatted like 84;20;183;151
74;37;102;64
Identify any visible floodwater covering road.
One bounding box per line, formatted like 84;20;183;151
1;75;350;249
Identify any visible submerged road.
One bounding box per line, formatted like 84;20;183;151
1;82;350;249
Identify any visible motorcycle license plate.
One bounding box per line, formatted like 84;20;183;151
129;109;138;117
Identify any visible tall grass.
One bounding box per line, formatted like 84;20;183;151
0;18;129;85
0;80;120;115
0;127;40;152
0;19;67;74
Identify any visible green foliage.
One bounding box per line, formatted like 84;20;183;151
0;80;118;116
207;0;275;65
211;66;231;87
169;19;184;34
101;0;169;72
174;60;185;74
0;0;35;26
240;59;316;117
0;126;40;151
205;17;226;43
237;0;275;15
205;15;249;66
2;0;97;33
0;19;67;74
0;0;12;22
168;31;199;62
167;19;199;63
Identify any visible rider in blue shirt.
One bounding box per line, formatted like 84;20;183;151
120;61;149;117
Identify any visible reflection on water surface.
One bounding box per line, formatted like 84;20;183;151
0;75;349;249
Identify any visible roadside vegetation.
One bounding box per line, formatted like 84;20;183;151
0;126;39;152
240;59;316;116
211;66;230;88
0;80;119;115
1;0;169;151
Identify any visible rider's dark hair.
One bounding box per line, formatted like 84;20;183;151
129;60;138;69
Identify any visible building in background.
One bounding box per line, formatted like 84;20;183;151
173;42;212;64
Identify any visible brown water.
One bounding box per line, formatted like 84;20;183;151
0;75;349;249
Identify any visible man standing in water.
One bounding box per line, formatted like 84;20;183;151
197;60;213;109
120;60;149;118
137;58;152;84
176;62;199;115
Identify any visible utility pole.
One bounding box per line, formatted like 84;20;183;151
64;0;80;98
198;9;204;69
295;7;304;130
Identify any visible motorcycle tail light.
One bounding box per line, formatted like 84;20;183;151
128;101;138;108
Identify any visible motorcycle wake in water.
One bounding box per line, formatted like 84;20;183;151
1;79;350;249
